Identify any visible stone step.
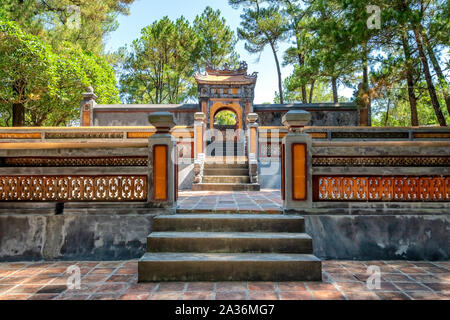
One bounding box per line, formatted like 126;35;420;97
192;183;260;191
203;168;249;176
138;252;322;282
202;176;250;183
147;231;313;253
204;163;248;169
153;214;305;232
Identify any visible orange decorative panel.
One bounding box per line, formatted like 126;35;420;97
314;176;449;202
127;132;153;139
153;145;168;201
292;143;307;200
232;88;239;94
308;132;327;139
413;132;450;139
250;127;257;154
82;110;91;126
196;126;203;155
0;133;41;139
0;175;147;201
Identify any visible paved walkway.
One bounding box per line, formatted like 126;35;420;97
0;260;448;300
178;190;283;213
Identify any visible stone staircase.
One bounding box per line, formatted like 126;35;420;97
138;214;322;282
192;159;260;191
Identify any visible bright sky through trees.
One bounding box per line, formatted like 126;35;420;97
104;0;354;103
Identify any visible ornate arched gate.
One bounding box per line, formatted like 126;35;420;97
195;62;257;157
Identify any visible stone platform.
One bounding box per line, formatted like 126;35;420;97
0;260;448;300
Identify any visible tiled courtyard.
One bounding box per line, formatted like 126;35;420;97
0;260;448;300
178;190;283;213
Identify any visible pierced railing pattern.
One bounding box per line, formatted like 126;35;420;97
313;176;449;202
0;175;147;202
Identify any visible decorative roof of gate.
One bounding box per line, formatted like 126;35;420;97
195;61;258;85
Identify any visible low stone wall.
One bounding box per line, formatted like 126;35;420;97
92;104;197;127
0;211;447;261
305;214;449;260
254;103;360;127
0;213;155;261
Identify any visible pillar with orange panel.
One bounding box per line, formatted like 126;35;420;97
246;113;259;184
281;110;313;211
148;112;177;212
80;86;97;126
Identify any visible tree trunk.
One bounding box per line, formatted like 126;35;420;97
361;44;371;126
12;80;25;127
270;41;284;104
422;32;450;115
309;80;315;103
413;28;446;126
296;40;307;103
401;31;419;126
331;77;338;103
12;103;25;127
384;98;391;126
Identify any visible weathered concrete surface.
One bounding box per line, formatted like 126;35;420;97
0;214;154;261
305;215;449;261
1;213;448;261
259;160;281;189
257;110;359;127
178;163;194;190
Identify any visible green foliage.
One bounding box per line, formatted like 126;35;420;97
1;0;135;54
0;18;119;126
193;6;240;69
119;16;200;104
214;110;237;125
266;0;449;126
119;8;239;104
230;0;289;103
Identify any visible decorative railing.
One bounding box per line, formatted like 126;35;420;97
0;117;182;211
278;111;450;211
259;126;450;159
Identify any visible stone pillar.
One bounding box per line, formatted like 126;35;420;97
194;112;206;158
282;110;312;211
148;112;177;211
247;113;259;184
193;112;206;184
80;86;97;126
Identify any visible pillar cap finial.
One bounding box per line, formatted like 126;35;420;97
247;113;258;123
194;112;206;121
282;110;311;130
148;112;176;132
82;86;97;100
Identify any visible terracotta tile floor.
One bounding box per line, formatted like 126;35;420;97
178;190;283;213
0;260;448;300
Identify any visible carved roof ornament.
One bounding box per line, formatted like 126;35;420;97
195;61;258;85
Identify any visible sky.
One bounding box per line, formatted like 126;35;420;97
104;0;352;103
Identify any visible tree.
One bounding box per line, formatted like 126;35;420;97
119;11;240;104
193;6;240;69
0;19;55;126
0;18;119;126
119;17;200;104
230;0;289;103
1;0;135;54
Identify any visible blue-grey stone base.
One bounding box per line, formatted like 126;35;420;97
305;215;449;261
0;213;448;261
